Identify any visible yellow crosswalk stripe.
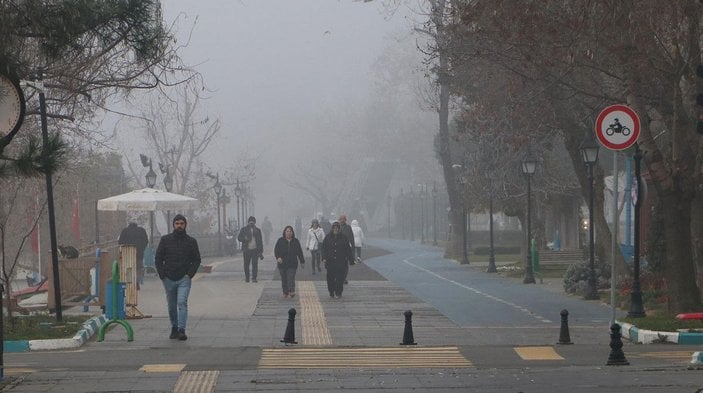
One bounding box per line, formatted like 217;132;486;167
173;370;219;393
514;346;564;360
631;351;694;361
299;281;332;345
140;364;186;373
259;346;473;369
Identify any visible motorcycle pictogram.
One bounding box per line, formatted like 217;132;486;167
605;118;631;136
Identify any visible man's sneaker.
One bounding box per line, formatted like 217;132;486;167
245;278;250;283
177;328;187;341
252;278;258;283
169;327;178;339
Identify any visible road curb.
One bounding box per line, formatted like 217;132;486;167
4;315;106;353
617;320;703;345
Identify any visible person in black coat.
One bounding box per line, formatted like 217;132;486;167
237;216;264;282
118;222;149;285
321;221;352;298
155;214;201;341
274;225;305;298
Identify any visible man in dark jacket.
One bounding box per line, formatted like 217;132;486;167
155;214;201;341
321;221;352;298
237;216;264;283
118;222;148;286
338;214;356;284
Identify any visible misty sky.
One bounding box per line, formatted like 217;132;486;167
153;1;423;224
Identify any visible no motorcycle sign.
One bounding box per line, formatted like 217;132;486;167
594;104;640;151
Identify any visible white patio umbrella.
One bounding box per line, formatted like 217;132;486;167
98;187;199;244
97;187;199;212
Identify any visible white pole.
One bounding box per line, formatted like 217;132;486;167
610;151;619;325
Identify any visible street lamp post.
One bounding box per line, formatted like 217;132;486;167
409;188;415;241
163;168;173;226
419;184;426;244
234;179;242;232
145;162;157;245
213;175;223;257
521;152;536;284
580;136;600;300
432;182;438;246
387;194;392;238
628;144;646;317
487;178;497;273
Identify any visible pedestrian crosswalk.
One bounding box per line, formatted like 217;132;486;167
258;346;473;369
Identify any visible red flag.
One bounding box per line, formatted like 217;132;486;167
72;193;81;245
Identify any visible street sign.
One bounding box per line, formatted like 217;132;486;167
595;104;640;150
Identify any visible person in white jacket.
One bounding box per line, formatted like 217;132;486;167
350;219;364;263
305;219;325;274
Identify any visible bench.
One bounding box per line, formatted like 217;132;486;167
675;313;703;321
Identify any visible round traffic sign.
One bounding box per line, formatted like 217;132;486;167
594;104;640;150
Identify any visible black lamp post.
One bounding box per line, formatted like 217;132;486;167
387;194;392;238
432;182;438;246
487;178;497;273
580;135;600;300
234;179;242;232
521;152;536;284
459;176;470;265
419;184;426;243
145;162;157;245
163;168;173;226
213;175;223;257
409;188;415;242
628;144;646;317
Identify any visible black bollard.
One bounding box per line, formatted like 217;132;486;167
606;323;629;366
557;309;573;345
281;308;298;344
400;310;417;345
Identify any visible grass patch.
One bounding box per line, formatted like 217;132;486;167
619;314;703;332
3;314;93;340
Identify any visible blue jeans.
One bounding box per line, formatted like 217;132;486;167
162;276;192;330
279;266;297;295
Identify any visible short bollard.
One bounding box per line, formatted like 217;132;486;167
606;323;629;366
281;308;298;344
400;310;417;345
557;309;573;345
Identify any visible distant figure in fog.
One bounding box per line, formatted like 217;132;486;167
306;219;325;274
118;222;149;286
294;216;303;241
350;219;364;263
321;221;352;298
274;225;305;298
319;215;331;235
338;214;356;284
262;216;273;246
237;216;264;283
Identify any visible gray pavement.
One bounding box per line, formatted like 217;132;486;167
3;240;703;392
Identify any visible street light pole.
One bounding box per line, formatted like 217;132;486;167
487;178;497;273
521;152;536;284
35;69;63;321
214;175;223;257
409;188;415;242
628;144;646;317
235;179;242;232
387;194;392;238
145;161;157;246
163;168;173;226
580;136;600;300
432;182;438;246
420;184;426;244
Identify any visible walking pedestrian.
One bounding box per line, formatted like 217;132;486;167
319;215;332;235
274;225;305;298
338;214;356;284
305;218;325;274
321;221;352;298
350;219;364;263
262;216;273;246
155;214;201;341
118;222;149;287
237;216;264;282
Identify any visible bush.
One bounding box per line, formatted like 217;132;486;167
563;260;611;296
473;246;521;255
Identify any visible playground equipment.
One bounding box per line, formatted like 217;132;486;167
98;260;133;342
